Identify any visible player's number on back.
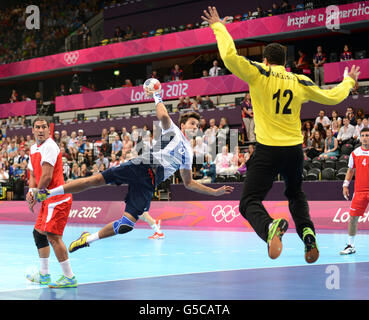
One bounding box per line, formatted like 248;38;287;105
273;89;293;114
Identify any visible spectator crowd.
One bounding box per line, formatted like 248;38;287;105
0;0;103;64
302;107;368;161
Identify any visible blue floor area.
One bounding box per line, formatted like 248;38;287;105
0;223;368;300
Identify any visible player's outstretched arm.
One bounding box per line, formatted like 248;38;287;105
145;88;171;131
302;65;360;105
180;169;234;196
201;6;259;84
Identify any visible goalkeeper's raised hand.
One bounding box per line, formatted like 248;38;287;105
201;6;228;27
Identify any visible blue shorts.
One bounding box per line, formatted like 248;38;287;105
101;161;159;220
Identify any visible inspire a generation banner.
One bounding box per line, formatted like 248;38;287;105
0;1;368;79
0;200;367;231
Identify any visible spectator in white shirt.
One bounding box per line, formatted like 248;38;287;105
203;118;218;153
60;130;70;145
108;126;118;144
77;129;86;142
330;110;342;128
68;131;78;161
353;118;364;142
120;126;131;141
131;126;140;145
315;110;331;129
215;146;237;175
0;167;9;183
209;59;222;77
337;117;355;145
193;136;209;165
363;118;369;129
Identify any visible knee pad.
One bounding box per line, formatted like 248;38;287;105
33;229;49;249
113;216;135;234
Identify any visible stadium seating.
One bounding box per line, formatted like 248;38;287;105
321;167;335;180
341;143;354;155
227;175;238;182
303;157;312;171
302;168;307;180
336;159;348;171
295;4;305;11
215;175;226;183
311;157;323;170
306;168;320;181
336;167;348;180
323;157;337;170
354;50;366;60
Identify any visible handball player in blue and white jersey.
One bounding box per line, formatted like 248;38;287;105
30;81;234;252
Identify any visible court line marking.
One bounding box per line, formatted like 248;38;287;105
1;260;368;294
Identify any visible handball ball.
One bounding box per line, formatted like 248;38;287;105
143;78;161;92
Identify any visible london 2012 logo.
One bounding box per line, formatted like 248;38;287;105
211;204;240;223
64;51;80;64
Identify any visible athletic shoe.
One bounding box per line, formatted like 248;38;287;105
32;188;50;202
267;218;288;259
68;232;90;253
303;227;319;263
48;275;77;288
340;244;356;255
148;232;164;239
26;272;51;285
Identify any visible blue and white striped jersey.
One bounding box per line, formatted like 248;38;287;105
132;119;193;183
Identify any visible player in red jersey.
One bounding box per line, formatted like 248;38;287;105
341;127;369;255
26;117;77;288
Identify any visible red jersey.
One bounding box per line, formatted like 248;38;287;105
28;137;65;189
348;146;369;192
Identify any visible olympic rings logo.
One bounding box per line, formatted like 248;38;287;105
64;51;79;64
211;204;240;223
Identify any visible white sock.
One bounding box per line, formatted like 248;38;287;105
49;186;65;197
40;257;49;275
151;222;161;233
60;259;74;278
86;232;100;244
348;235;355;246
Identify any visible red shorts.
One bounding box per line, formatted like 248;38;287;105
35;194;72;235
349;192;369;217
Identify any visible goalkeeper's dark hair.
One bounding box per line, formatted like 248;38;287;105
263;43;286;66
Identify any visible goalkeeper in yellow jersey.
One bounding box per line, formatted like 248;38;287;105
202;7;360;263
